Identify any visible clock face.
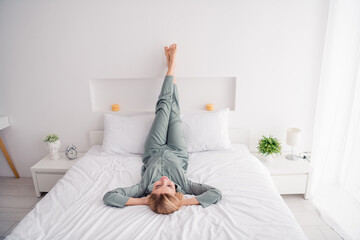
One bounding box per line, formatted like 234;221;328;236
67;148;77;160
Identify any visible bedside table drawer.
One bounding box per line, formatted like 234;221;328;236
272;175;308;194
36;173;64;192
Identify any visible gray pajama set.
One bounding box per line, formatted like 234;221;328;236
103;76;222;208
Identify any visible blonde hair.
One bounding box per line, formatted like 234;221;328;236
148;192;184;214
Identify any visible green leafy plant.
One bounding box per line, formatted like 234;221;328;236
43;134;59;143
257;135;282;156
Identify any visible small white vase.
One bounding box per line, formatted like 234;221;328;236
263;154;274;162
48;140;61;160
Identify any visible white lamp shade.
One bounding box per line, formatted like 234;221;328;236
0;115;10;131
286;128;301;146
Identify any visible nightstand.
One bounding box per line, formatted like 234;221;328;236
256;154;312;199
31;152;85;197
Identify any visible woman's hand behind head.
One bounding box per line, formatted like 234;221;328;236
143;195;150;205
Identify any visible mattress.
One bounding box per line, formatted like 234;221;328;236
6;144;307;240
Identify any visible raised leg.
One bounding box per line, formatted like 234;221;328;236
167;84;189;171
144;44;178;152
143;76;174;151
166;84;187;152
142;43;183;175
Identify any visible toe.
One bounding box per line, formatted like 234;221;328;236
165;47;170;56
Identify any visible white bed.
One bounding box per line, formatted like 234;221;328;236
6;144;306;240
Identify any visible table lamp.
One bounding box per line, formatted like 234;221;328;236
0;115;19;177
286;128;301;160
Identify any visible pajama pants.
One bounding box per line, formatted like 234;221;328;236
142;75;189;173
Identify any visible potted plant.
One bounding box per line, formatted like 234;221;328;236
257;135;282;162
43;134;61;160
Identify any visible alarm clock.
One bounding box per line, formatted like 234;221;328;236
65;145;78;160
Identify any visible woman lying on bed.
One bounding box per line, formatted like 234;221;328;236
103;44;222;214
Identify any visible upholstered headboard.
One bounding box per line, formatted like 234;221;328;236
89;128;250;147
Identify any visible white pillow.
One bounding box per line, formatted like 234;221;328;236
102;114;154;154
102;109;231;154
181;108;232;152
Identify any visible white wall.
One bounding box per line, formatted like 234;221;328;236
0;0;329;177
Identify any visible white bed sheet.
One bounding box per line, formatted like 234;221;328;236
6;145;307;240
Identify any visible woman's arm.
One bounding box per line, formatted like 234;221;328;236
103;183;145;208
185;180;222;208
182;197;200;206
125;195;150;206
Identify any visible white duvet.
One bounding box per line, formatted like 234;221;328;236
7;145;307;240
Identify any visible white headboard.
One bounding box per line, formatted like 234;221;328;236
89;128;250;147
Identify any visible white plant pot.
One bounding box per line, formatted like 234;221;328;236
263;154;274;162
48;140;61;160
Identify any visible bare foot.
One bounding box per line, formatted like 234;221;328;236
165;44;177;80
168;44;177;69
164;46;170;65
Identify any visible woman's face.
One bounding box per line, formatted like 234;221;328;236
151;176;176;195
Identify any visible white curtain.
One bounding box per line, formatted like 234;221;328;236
311;0;360;239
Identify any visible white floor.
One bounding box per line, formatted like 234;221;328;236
0;177;343;240
282;195;343;240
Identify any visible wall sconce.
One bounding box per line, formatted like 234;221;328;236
112;104;120;112
206;104;214;111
